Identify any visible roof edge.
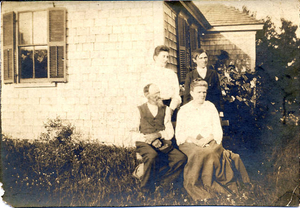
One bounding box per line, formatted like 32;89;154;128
208;24;264;32
180;1;212;30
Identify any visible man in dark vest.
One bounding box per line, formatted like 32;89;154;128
132;83;187;197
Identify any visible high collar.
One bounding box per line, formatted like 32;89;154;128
196;66;207;72
190;100;206;110
196;67;207;78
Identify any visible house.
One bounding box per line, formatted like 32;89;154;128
1;1;263;146
196;3;263;72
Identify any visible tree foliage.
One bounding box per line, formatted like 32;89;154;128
242;10;300;204
255;16;300;124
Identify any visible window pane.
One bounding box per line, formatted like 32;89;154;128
33;11;47;44
20;47;34;78
34;46;48;78
19;12;32;45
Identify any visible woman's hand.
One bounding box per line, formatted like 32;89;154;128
185;134;214;147
196;134;214;147
185;136;195;143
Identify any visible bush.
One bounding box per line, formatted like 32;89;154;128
2;118;297;206
267;126;299;206
1;118;139;206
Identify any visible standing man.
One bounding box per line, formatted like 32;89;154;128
183;48;222;112
140;45;182;118
130;83;187;197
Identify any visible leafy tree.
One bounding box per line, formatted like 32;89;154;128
242;6;257;18
243;10;300;205
256;16;300;125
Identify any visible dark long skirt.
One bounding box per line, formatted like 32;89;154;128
179;141;250;201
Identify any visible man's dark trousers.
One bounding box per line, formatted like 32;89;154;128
136;141;187;192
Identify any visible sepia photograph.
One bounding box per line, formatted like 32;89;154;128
0;0;299;207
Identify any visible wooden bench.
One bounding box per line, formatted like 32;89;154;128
136;117;229;160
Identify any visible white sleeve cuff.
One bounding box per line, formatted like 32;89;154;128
170;97;181;110
131;132;145;143
160;131;166;139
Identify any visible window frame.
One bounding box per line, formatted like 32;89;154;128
2;8;67;85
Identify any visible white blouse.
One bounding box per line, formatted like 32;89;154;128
140;65;182;110
175;101;223;145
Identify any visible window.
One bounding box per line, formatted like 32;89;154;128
190;24;199;51
177;13;200;84
177;13;190;84
164;4;178;73
2;8;66;84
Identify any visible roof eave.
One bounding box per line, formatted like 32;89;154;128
180;1;212;30
207;24;264;32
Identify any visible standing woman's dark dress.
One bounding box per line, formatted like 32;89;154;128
183;66;222;111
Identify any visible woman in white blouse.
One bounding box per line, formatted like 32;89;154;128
140;45;182;118
176;79;251;201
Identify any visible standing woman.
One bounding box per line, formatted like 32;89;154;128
140;45;182;118
183;48;222;112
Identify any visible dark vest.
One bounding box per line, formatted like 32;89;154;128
138;103;166;135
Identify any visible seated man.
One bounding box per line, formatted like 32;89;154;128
130;83;187;196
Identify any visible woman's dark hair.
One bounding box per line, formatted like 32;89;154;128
191;48;208;60
190;78;208;91
153;45;170;58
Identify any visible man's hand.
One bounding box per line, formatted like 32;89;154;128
144;132;161;144
152;139;163;148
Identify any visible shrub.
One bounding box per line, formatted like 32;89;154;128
2;117;298;206
267;126;299;206
1;118;139;207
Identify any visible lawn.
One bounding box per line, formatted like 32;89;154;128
1;118;299;207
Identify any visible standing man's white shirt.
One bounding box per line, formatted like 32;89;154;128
197;67;207;79
140;65;181;110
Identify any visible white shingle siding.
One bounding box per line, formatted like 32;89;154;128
1;1;166;146
200;32;256;71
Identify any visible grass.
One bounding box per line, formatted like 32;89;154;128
1;117;299;207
